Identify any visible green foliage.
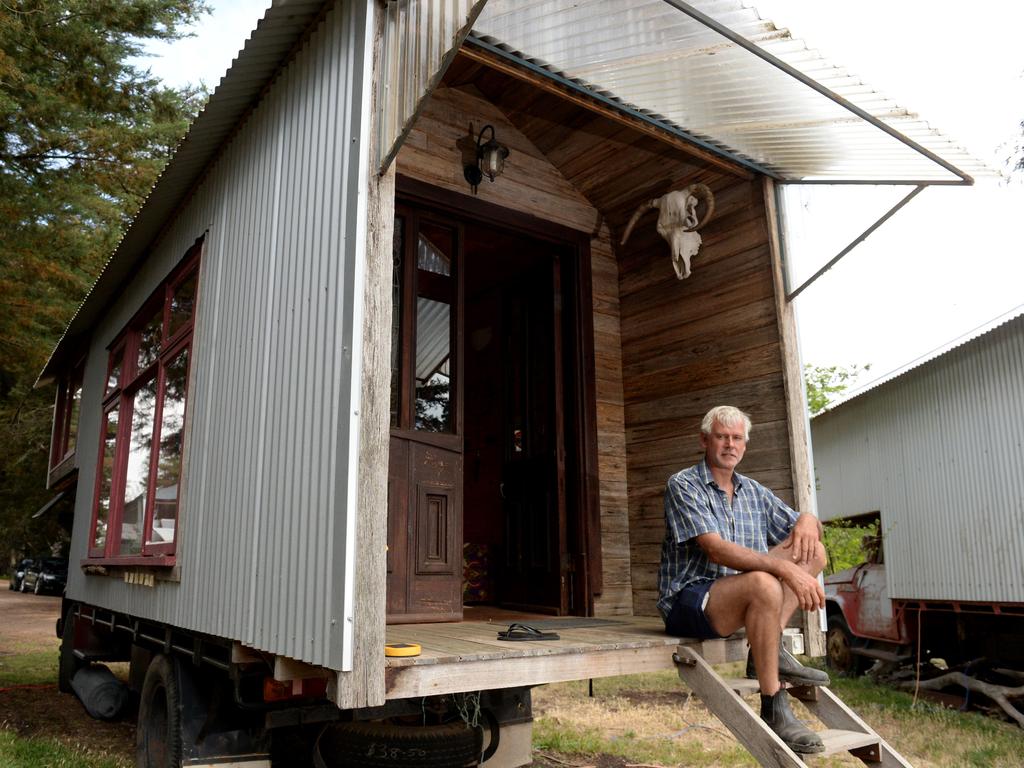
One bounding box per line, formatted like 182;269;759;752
803;363;870;416
822;519;878;574
0;647;58;686
0;0;208;559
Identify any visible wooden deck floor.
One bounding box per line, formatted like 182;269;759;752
383;615;748;699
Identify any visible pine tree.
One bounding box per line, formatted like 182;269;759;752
0;0;208;561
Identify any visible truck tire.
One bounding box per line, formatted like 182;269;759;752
826;615;864;676
58;607;84;694
315;716;496;768
137;655;183;768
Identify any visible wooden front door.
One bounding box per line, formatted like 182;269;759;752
387;208;464;623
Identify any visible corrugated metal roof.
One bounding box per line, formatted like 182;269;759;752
473;0;987;183
819;304;1024;413
41;0;988;380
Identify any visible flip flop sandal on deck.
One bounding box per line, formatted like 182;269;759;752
496;623;560;641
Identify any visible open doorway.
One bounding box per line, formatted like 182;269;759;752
386;182;599;624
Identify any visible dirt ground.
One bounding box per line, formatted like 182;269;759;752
0;583;135;762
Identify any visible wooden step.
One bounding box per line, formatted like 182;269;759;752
818;728;879;757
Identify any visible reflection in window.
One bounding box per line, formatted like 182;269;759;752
148;349;188;546
94;409;118;552
169;273;197;337
121;377;158;555
67;383;81;455
137;308;163;370
415;298;451;432
107;351;122;396
417;228;452;276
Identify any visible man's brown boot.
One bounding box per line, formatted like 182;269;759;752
760;688;825;754
746;645;830;687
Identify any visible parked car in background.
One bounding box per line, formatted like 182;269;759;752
8;558;34;591
21;558;68;595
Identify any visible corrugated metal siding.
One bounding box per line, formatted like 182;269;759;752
473;0;986;182
378;0;487;170
67;0;374;672
812;316;1024;603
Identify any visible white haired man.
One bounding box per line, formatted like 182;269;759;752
658;405;829;753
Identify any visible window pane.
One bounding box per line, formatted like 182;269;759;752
417;224;453;276
107;350;123;396
137;308;163;371
66;381;82;456
148;349;188;547
391;216;404;427
415;298;452;432
120;376;158;555
169;271;197;337
93;409;118;552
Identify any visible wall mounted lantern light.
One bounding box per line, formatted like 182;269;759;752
460;123;510;194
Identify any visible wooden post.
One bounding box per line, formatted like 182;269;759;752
339;0;396;709
763;177;826;658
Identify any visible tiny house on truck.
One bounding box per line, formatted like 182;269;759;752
38;1;984;766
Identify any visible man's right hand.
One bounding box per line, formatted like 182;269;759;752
777;560;825;611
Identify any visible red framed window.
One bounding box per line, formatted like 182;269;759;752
50;362;84;471
88;240;202;563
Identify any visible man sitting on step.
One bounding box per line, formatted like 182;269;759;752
658;405;830;754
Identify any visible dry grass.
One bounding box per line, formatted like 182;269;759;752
531;666;1024;768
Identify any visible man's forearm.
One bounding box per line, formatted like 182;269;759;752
699;535;786;577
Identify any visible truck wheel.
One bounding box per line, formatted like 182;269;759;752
58;607;84;693
316;717;496;768
137;655;183;768
826;615;864;676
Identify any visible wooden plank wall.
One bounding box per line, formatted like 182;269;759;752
395;85;633;615
618;178;796;616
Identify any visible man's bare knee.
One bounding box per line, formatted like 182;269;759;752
745;571;784;610
810;540;827;575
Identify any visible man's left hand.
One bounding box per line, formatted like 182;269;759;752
783;514;821;565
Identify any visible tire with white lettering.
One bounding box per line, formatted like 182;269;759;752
315;714;498;768
137;655;183;768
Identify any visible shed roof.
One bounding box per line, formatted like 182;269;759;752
817;304;1024;414
40;0;984;381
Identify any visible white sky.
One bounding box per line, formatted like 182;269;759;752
140;0;1024;390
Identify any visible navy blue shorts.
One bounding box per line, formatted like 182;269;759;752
664;580;725;640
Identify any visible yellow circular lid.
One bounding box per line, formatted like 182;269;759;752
385;642;421;657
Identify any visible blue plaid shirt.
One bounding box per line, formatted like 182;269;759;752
657;459;799;617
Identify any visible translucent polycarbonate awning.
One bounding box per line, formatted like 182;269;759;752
471;0;986;184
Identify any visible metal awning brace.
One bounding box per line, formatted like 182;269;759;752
464;0;991;299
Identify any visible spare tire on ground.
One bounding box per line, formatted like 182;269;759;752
70;664;128;720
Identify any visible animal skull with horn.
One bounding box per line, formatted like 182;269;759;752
620;183;715;280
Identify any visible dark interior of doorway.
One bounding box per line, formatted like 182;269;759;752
462;222;579;616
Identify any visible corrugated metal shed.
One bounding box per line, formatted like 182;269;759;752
473;0;985;182
812;312;1024;604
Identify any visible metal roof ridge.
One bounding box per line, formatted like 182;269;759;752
816;303;1024;416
